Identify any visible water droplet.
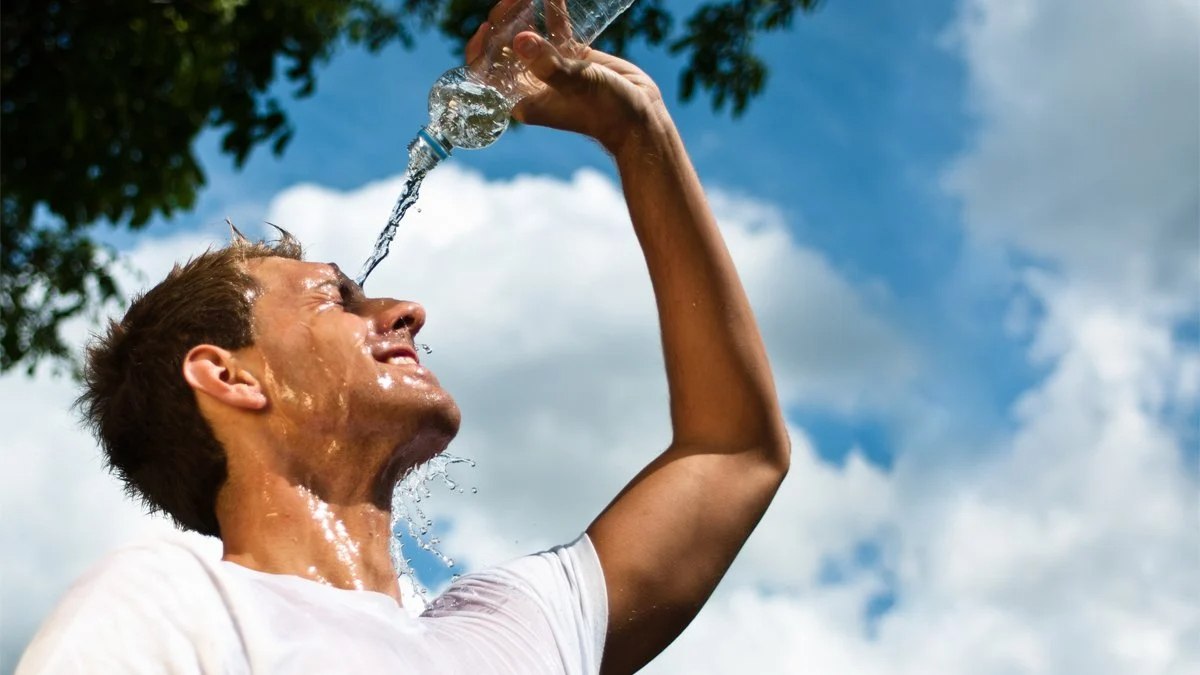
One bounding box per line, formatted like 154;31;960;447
471;487;478;494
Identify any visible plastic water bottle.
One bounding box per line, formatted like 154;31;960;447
412;0;638;165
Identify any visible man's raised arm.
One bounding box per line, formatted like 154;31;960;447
506;32;791;674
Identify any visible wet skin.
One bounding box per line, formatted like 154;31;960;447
244;257;459;471
185;257;460;601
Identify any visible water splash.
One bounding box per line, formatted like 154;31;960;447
390;452;478;597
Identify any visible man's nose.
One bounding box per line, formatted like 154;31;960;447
373;299;426;337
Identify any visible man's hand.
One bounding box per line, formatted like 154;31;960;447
464;17;664;155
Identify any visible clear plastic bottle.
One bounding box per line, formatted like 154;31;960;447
414;0;638;162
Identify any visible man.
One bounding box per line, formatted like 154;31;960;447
19;17;790;675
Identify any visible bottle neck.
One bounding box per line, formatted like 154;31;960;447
417;126;452;160
408;126;452;174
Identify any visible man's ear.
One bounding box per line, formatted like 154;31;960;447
182;344;268;411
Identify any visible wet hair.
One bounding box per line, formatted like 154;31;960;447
76;228;303;537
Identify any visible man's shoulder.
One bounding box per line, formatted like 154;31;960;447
57;532;225;609
86;531;221;581
418;535;609;675
468;534;604;596
424;537;607;636
17;533;233;674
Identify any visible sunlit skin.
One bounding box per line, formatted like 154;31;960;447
183;258;460;602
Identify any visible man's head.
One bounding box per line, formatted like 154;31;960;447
78;232;459;537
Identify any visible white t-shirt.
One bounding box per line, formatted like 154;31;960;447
17;534;608;674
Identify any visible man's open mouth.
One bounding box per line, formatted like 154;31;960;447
372;343;420;366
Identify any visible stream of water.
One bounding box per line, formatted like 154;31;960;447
356;170;429;288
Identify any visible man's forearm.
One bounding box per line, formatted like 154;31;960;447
612;110;789;465
588;108;791;674
504;36;793;670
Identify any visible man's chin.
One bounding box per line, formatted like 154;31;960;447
371;403;462;505
421;395;462;443
387;393;462;459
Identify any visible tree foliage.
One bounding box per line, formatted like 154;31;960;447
1;0;821;374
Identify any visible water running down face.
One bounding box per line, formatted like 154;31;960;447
237;257;461;497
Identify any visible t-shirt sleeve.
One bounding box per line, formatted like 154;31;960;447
16;537;247;675
422;534;609;675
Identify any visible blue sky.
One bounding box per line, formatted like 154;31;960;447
5;0;1197;672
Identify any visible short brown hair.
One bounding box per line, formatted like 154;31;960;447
77;231;303;537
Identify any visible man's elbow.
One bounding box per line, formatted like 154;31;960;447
739;416;790;479
737;407;791;477
761;425;791;478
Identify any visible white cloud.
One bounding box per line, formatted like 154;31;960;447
644;582;888;675
943;0;1199;308
645;280;1199;674
929;7;1200;666
644;0;1200;672
731;428;894;589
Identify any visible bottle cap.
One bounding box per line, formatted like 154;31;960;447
417;126;452;160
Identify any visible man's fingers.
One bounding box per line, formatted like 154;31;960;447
487;0;527;29
513;32;587;91
511;32;601;130
465;21;490;64
544;0;572;44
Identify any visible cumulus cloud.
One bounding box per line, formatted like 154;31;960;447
943;0;1199;307
650;244;1200;675
649;0;1199;672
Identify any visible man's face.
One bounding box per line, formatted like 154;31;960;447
239;257;460;464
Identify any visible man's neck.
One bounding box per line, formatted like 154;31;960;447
217;471;403;603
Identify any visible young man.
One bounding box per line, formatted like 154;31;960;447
19;19;790;675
